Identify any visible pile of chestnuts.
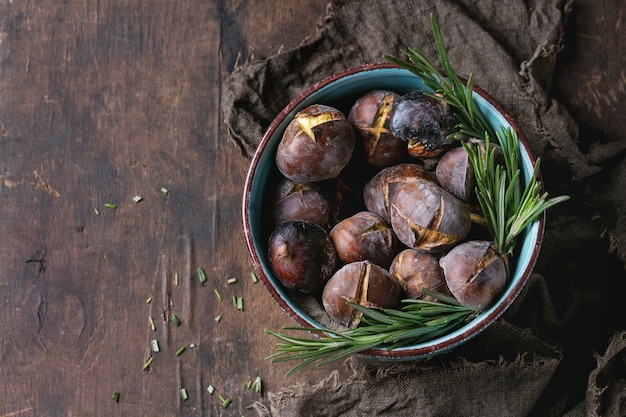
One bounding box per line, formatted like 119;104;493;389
266;90;509;329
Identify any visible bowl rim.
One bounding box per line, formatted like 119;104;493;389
242;62;545;360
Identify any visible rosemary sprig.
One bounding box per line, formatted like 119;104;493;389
385;12;569;255
266;294;475;377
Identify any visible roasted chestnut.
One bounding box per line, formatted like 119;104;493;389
276;104;355;183
435;146;475;201
271;177;330;227
389;92;455;158
267;221;336;293
390;179;471;252
363;163;437;223
329;211;397;269
439;240;508;310
348;90;407;167
322;261;402;328
389;248;449;299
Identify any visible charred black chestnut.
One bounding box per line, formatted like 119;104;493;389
329;211;397;269
363;163;437;223
322;261;402;328
267;221;336;293
439;240;508;310
276;104;355;183
271;177;330;227
390;179;471;252
389;248;449;299
348;90;407;167
389;92;456;158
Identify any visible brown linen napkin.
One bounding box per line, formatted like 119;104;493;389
222;0;626;416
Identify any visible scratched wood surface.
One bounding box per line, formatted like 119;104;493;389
0;1;624;416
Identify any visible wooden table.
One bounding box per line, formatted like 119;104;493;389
0;1;623;415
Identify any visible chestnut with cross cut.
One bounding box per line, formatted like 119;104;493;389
270;177;330;227
439;240;508;310
390;179;471;253
322;260;402;328
348;90;407;167
329;211;397;269
363;163;437;223
389;248;450;300
276;104;355;183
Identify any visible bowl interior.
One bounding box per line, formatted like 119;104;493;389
243;64;542;359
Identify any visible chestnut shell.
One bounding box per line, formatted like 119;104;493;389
267;221;337;293
329;211;397;269
276;104;355;183
390;179;471;252
389;248;449;299
363;163;437;223
348;90;407;167
322;261;402;328
439;240;508;310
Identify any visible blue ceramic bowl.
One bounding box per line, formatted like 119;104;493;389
242;63;544;360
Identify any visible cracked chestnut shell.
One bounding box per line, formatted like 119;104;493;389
439;240;508;310
389;248;449;300
435;146;475;201
389;92;456;158
322;261;402;328
276;104;355;183
348;90;407;167
271;177;330;227
436;140;504;201
329;211;397;269
267;221;336;293
390;179;471;252
363;163;437;223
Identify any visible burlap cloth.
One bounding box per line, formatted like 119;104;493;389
222;0;626;416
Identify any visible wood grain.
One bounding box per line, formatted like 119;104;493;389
0;0;623;416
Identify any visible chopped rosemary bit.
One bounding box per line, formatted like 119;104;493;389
214;289;222;301
174;272;179;286
198;267;207;284
227;277;237;285
151;339;160;352
132;195;143;203
218;395;231;408
253;377;262;396
146;297;152;304
104;203;117;209
250;272;258;283
149;316;156;331
175;346;186;356
160;187;169;195
142;356;154;371
232;296;243;310
207;384;215;394
180;388;188;401
94;208;100;215
112;391;120;403
170;314;181;327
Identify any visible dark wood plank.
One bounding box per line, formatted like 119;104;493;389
0;1;334;416
0;0;623;416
